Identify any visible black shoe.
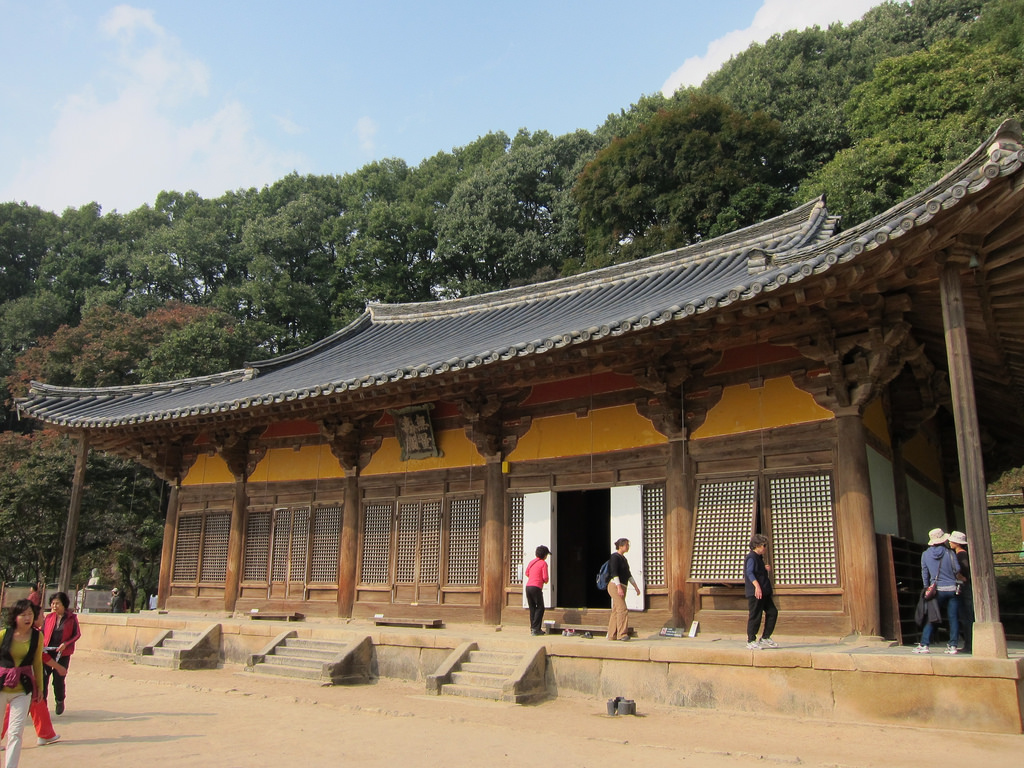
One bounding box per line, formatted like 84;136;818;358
55;701;64;715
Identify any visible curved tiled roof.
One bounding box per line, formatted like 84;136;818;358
18;121;1024;430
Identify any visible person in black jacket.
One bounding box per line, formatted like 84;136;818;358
606;538;640;641
744;534;779;649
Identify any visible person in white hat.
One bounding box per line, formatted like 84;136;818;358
948;531;972;653
915;528;962;654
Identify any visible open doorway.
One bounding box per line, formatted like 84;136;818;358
555;489;610;608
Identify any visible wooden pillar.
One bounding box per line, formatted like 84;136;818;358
666;438;694;628
156;482;180;609
58;433;89;594
224;478;247;612
834;410;881;637
481;458;505;625
939;261;1006;657
337;470;360;617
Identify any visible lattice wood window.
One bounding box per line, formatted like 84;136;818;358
768;474;838;586
270;508;292;582
395;502;419;584
172;515;202;582
199;512;231;583
361;502;393;584
394;500;442;584
420;501;442;584
289;507;310;582
243;511;272;582
447;497;481;586
508;495;524;584
689;478;758;582
642;485;666;587
309;505;341;584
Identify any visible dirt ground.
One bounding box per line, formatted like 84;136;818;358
8;649;1020;768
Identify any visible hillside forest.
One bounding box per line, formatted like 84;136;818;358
3;0;1024;607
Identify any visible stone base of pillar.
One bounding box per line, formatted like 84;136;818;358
971;621;1008;658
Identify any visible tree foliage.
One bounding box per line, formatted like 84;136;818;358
574;94;794;265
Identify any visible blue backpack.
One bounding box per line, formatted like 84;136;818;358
596;560;611;590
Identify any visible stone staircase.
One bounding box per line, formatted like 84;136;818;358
427;642;548;704
245;630;374;685
136;625;221;670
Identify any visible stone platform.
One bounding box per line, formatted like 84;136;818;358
78;611;1024;734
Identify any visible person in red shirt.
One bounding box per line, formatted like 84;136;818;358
524;546;550;636
41;593;80;716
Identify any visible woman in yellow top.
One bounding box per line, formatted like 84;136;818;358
0;599;44;768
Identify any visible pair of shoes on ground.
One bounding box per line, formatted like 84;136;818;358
913;644;960;654
746;638;778;650
530;630;545;636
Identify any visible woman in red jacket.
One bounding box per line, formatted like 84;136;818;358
41;592;80;716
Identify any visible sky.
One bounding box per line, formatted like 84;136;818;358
0;0;881;215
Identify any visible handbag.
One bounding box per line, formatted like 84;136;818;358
924;581;937;600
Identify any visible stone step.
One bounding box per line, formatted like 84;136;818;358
250;663;323;681
136;654;177;668
450;670;506;689
467;651;519;666
281;638;348;653
263;654;323;670
161;638;196;650
271;647;336;662
460;661;516;676
440;683;503;701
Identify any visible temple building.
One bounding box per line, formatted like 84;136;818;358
18;122;1024;654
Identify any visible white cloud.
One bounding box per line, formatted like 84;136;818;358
274;115;305;136
662;0;881;96
2;5;301;213
355;116;378;156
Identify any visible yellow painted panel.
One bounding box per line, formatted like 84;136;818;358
902;431;943;487
862;398;891;447
507;404;666;462
692;376;832;439
362;427;485;476
249;445;346;483
182;453;234;486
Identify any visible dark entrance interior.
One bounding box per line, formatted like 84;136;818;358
555;489;610;608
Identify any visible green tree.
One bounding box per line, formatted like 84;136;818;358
0;430;163;597
800;36;1024;221
574;94;794;266
699;0;988;180
435;129;601;296
11;303;252;392
0;202;59;305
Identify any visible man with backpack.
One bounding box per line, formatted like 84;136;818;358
605;538;640;641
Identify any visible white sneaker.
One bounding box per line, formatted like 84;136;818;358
913;644;930;654
945;645;960;655
759;637;779;648
745;641;761;650
38;734;61;746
